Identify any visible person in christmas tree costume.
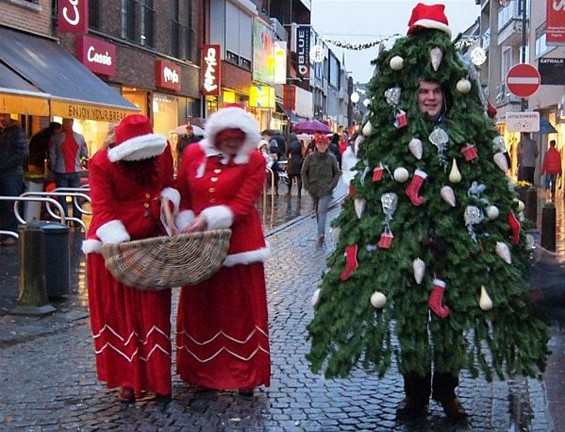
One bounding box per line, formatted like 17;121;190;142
306;2;549;422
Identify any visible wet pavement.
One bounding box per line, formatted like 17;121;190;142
0;184;563;431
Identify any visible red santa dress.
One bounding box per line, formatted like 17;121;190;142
82;114;180;398
175;105;271;390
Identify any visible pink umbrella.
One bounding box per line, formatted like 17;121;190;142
293;119;331;134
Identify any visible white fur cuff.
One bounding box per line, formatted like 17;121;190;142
161;187;180;213
82;239;102;254
201;205;233;229
176;210;195;232
96;220;131;244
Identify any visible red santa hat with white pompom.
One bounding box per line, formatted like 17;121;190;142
407;3;452;38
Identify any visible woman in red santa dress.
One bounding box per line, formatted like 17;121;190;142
82;114;180;402
175;104;271;396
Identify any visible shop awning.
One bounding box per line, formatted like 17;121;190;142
0;26;139;121
0;62;50;115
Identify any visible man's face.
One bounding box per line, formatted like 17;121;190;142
417;81;444;119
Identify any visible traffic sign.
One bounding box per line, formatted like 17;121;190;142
506;112;540;132
506;64;541;98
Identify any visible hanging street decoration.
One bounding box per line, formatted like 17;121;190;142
320;34;401;50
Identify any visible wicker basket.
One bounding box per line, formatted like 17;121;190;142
101;229;232;290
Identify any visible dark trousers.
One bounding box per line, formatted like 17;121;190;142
519;167;535;185
403;371;459;405
0;174;25;234
288;174;302;195
54;172;82;221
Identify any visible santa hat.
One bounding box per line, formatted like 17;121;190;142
107;114;167;162
203;104;260;164
407;3;452;38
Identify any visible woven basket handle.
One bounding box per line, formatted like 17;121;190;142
162;198;179;236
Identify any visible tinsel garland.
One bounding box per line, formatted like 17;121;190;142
320;35;401;50
319;34;481;51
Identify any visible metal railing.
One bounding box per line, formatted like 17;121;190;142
16;189;91;231
0;196;65;239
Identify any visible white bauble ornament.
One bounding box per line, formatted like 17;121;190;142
370;291;387;308
393;167;410;183
408;138;423;160
526;234;535;250
430;47;443;71
479;286;493;311
311;288;321;307
354;198;366;219
493;152;509;172
449;159;462;183
440;185;456;207
495;241;512;264
413;258;425;284
389;56;404;70
362;121;373;137
456;78;472;94
486;205;500;220
513;199;525;213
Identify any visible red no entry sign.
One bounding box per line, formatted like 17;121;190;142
506;64;541;98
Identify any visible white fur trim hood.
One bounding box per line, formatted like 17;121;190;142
202;106;260;165
107;133;167;162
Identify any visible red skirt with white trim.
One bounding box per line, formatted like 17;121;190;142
176;262;271;390
86;253;172;397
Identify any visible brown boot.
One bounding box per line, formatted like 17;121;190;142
440;398;467;420
396;397;427;419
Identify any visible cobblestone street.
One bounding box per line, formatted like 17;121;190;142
0;187;563;431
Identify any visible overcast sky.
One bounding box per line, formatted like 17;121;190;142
311;0;481;83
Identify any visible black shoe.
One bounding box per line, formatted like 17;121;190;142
440;398;467;420
396;398;427;419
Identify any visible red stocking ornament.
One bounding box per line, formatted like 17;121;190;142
405;169;427;206
429;278;450;318
507;212;520;245
340;244;359;281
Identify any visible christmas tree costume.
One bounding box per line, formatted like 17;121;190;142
306;3;549;421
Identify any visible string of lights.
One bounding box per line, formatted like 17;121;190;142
319;34;481;51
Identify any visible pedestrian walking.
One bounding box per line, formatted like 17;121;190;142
517;132;538;185
48;118;89;224
301;133;340;246
177;124;200;163
0;113;28;246
82;114;179;402
541;139;562;200
286;132;304;197
175;104;271;397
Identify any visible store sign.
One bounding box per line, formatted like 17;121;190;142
50;100;133;122
506;112;540;133
283;84;296;110
296;26;310;79
539;58;565;85
274;41;287;85
58;0;89;34
547;0;565;45
201;45;221;96
252;21;275;85
76;35;116;76
249;86;275;109
155;60;181;91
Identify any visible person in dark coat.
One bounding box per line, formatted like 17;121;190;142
285;133;303;197
329;133;342;168
27;122;62;173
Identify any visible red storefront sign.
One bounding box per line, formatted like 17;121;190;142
155;60;181;91
201;45;221;96
57;0;89;34
76;35;116;76
546;0;565;45
283;84;296;110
